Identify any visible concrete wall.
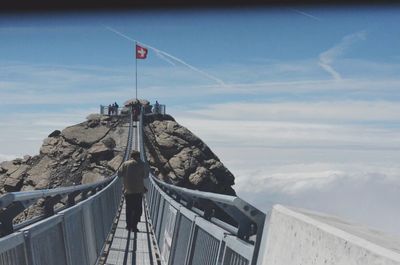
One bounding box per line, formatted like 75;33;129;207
257;205;400;265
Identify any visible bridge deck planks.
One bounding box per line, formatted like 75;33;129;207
105;201;157;265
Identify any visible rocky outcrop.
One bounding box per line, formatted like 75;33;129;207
143;114;236;196
0;96;164;224
0;99;237;224
0;113;130;223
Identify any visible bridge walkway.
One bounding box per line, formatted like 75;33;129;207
103;116;158;265
104;198;158;265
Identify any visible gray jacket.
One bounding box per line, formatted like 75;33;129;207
118;159;147;194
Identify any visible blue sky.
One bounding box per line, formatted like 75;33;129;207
1;7;400;236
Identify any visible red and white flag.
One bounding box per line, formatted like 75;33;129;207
136;44;148;59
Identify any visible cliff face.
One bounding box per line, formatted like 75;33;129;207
143;114;236;196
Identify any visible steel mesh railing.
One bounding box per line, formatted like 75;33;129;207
0;112;134;265
139;109;265;265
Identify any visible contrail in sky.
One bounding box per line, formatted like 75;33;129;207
105;26;226;86
291;8;322;22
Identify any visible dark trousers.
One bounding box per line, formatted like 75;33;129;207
125;193;143;229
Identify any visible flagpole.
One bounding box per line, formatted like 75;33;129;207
135;42;138;100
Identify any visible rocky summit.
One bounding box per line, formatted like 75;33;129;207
0;103;236;222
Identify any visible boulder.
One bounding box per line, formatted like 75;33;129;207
4;165;29;192
13;158;23;165
72;148;85;160
40;137;60;156
48;130;61;138
25;156;52;188
86;113;101;122
88;142;114;162
0;161;20;175
81;171;105;184
60;142;76;159
107;155;123;171
188;166;214;186
155;133;186;158
23;155;32;163
62;123;109;147
107;126;129;152
102;137;116;149
168;148;200;179
88;119;99;128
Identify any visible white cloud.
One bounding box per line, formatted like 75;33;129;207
0;153;18;162
2;58;400;107
319;30;367;80
183;101;400;123
0;108;97;157
173;101;400;152
233;161;400;236
171;102;400;237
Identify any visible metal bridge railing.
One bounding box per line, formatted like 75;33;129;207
139;109;266;265
0;112;133;265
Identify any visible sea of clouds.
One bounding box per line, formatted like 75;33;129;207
175;102;400;237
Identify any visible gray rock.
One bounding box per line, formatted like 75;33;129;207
60;144;76;159
102;137;116;149
62;123;110;147
188;166;214;186
144;116;236;195
81;171;105;184
13;158;23;165
4;165;29;192
88;142;114;162
168;148;200;179
25;156;52;188
0;161;20;175
86;113;101;121
23;155;32;163
72;149;84;161
107;125;129;152
107;155;123;171
48;130;61;137
155;133;186;158
40;137;61;156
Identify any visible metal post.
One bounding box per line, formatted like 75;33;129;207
135;42;138;100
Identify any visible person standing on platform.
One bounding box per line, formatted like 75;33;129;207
117;150;148;232
114;102;119;115
154;100;160;114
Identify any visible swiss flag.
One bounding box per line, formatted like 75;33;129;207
136;44;148;59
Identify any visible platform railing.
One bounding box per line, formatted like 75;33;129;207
139;109;266;265
0;112;133;265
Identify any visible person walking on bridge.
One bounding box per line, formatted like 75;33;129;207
118;150;148;232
